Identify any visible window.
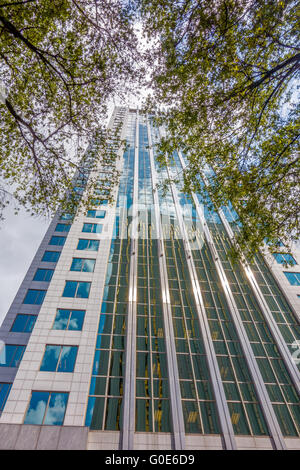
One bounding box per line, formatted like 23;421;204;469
70;258;95;273
77;239;99;251
273;253;297;266
82;223;102;234
40;345;78;372
86;210;106;219
0;344;25;367
42;251;60;262
60;213;73;221
24;391;69;425
91;199;108;206
0;383;12;413
33;268;54;282
49;236;66;246
62;281;91;298
11;314;36;333
55;223;71;233
52;309;85;331
23;289;46;305
284;272;300;286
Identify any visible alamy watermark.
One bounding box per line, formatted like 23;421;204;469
93;199;208;250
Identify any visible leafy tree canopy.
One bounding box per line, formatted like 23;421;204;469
0;0;139;219
137;0;300;259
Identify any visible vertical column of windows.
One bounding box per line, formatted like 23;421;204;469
150;121;221;436
135;117;171;433
85;110;134;431
166;150;270;437
211;206;300;436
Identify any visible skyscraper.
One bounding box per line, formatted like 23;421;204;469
0;107;299;450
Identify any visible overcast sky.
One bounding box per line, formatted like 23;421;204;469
0;205;48;327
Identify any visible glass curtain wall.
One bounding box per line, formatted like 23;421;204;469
85;111;136;430
135;115;172;432
178;154;300;437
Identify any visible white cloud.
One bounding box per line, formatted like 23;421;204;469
0;205;48;326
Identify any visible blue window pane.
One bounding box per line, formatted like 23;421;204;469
284;272;300;286
273;253;297;266
82;259;95;272
42;251;60;262
68;310;85;331
43;392;68;425
11;314;36;333
0;345;25;367
24;391;49;424
33;268;54;282
70;258;83;271
285;254;297;265
52;309;70;330
77;239;99;251
88;240;100;251
76;282;91;298
62;281;77;297
23;289;46;304
77;239;89;250
40;346;60;371
57;346;78;372
60;213;73;221
82;223;102;234
49;236;66;246
87;210;106;218
55;223;71;232
82;223;93;233
0;383;12;412
26;316;37;332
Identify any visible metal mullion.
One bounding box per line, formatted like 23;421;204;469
147;117;186;449
122;109;139;450
163;167;237;449
41;393;52;426
219;208;300;395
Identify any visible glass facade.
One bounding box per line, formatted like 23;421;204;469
84;109;300;443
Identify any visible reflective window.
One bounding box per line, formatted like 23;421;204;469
49;236;66;246
77;239;100;251
62;281;91;298
60;213;73;221
24;391;69;425
33;268;54;282
283;272;300;286
0;383;12;412
42;251;60;262
87;210;106;219
70;258;95;273
11;314;36;333
23;289;46;304
40;345;78;372
55;223;71;233
82;223;102;233
0;344;25;367
273;253;297;266
52;309;85;331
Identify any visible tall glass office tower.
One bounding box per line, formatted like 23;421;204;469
0;107;299;450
